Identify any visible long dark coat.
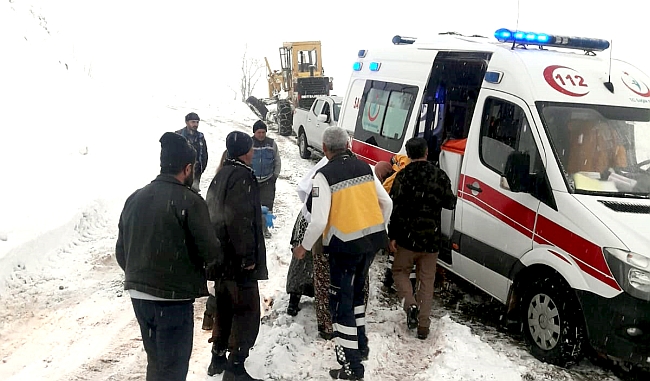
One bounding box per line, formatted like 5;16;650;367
205;158;268;283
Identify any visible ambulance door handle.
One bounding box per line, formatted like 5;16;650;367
466;183;483;193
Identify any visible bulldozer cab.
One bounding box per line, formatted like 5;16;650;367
279;41;324;94
280;41;323;79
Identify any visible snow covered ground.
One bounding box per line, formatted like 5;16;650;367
1;2;649;381
0;95;640;380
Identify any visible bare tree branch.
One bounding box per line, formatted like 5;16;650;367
239;45;265;101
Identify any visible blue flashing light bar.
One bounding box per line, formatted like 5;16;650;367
369;62;381;71
353;62;363;71
494;28;609;52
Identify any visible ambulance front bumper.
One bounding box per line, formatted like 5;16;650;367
577;289;650;368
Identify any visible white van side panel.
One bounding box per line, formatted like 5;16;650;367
339;79;366;133
438;252;510;303
532;195;624;298
344;47;437;156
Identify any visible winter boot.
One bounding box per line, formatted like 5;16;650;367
207;348;227;376
417;326;430;340
360;346;370;361
318;330;333;340
287;293;301;316
381;268;395;293
222;361;262;381
329;367;363;380
202;311;214;331
407;304;419;330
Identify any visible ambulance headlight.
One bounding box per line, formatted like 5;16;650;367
604;248;650;301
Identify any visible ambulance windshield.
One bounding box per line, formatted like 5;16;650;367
538;102;650;197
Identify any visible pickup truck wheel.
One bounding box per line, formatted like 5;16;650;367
521;275;585;367
277;100;293;136
298;130;311;159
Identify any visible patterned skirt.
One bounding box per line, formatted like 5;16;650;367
288;212;369;335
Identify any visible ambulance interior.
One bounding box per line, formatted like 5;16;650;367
417;52;489;261
416;51;490;164
539;102;650;197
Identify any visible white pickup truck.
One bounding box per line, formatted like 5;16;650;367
292;95;344;158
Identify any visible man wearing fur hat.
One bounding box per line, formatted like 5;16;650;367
251;120;281;238
116;132;223;381
176;112;208;192
205;131;268;381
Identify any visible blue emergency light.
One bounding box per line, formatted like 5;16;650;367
369;62;381;71
494;28;610;52
353;62;363;71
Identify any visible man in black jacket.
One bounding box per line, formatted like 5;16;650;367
205;130;268;381
388;137;456;340
176;112;208;192
116;132;223;381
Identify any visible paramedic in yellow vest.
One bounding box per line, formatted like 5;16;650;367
293;126;392;381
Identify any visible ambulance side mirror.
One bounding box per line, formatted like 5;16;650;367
501;151;531;193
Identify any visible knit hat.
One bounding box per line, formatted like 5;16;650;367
226;131;253;158
160;132;196;171
185;112;200;122
253;120;267;133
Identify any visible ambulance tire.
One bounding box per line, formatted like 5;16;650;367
520;275;586;367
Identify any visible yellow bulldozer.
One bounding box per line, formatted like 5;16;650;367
246;41;333;136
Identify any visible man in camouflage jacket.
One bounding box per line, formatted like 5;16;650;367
388;137;456;340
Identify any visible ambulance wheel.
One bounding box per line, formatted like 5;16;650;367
298;129;311;159
520;275;585;367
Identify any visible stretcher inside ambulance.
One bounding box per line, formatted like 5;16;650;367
342;28;650;369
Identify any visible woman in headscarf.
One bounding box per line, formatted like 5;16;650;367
286;157;332;339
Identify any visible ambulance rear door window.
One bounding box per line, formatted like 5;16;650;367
355;81;418;152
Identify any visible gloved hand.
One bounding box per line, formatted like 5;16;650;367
261;206;276;228
265;211;276;228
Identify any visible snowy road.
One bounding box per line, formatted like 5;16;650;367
0;102;645;381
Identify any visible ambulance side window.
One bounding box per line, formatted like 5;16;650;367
355;81;418;152
479;98;544;176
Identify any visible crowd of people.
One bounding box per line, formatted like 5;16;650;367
115;112;456;381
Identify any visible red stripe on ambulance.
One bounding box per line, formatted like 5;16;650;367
459;174;621;291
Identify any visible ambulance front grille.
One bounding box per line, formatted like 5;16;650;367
598;200;650;214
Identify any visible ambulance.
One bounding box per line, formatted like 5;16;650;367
341;28;650;368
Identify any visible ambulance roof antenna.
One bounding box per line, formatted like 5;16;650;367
512;0;520;50
604;40;615;93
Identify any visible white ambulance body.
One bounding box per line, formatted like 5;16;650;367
342;29;650;368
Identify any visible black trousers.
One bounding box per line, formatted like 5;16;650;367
258;178;276;211
329;251;375;378
205;294;216;315
212;280;261;364
131;298;194;381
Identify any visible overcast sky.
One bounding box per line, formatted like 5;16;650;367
28;0;650;102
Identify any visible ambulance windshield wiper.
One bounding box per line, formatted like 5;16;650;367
576;190;650;199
